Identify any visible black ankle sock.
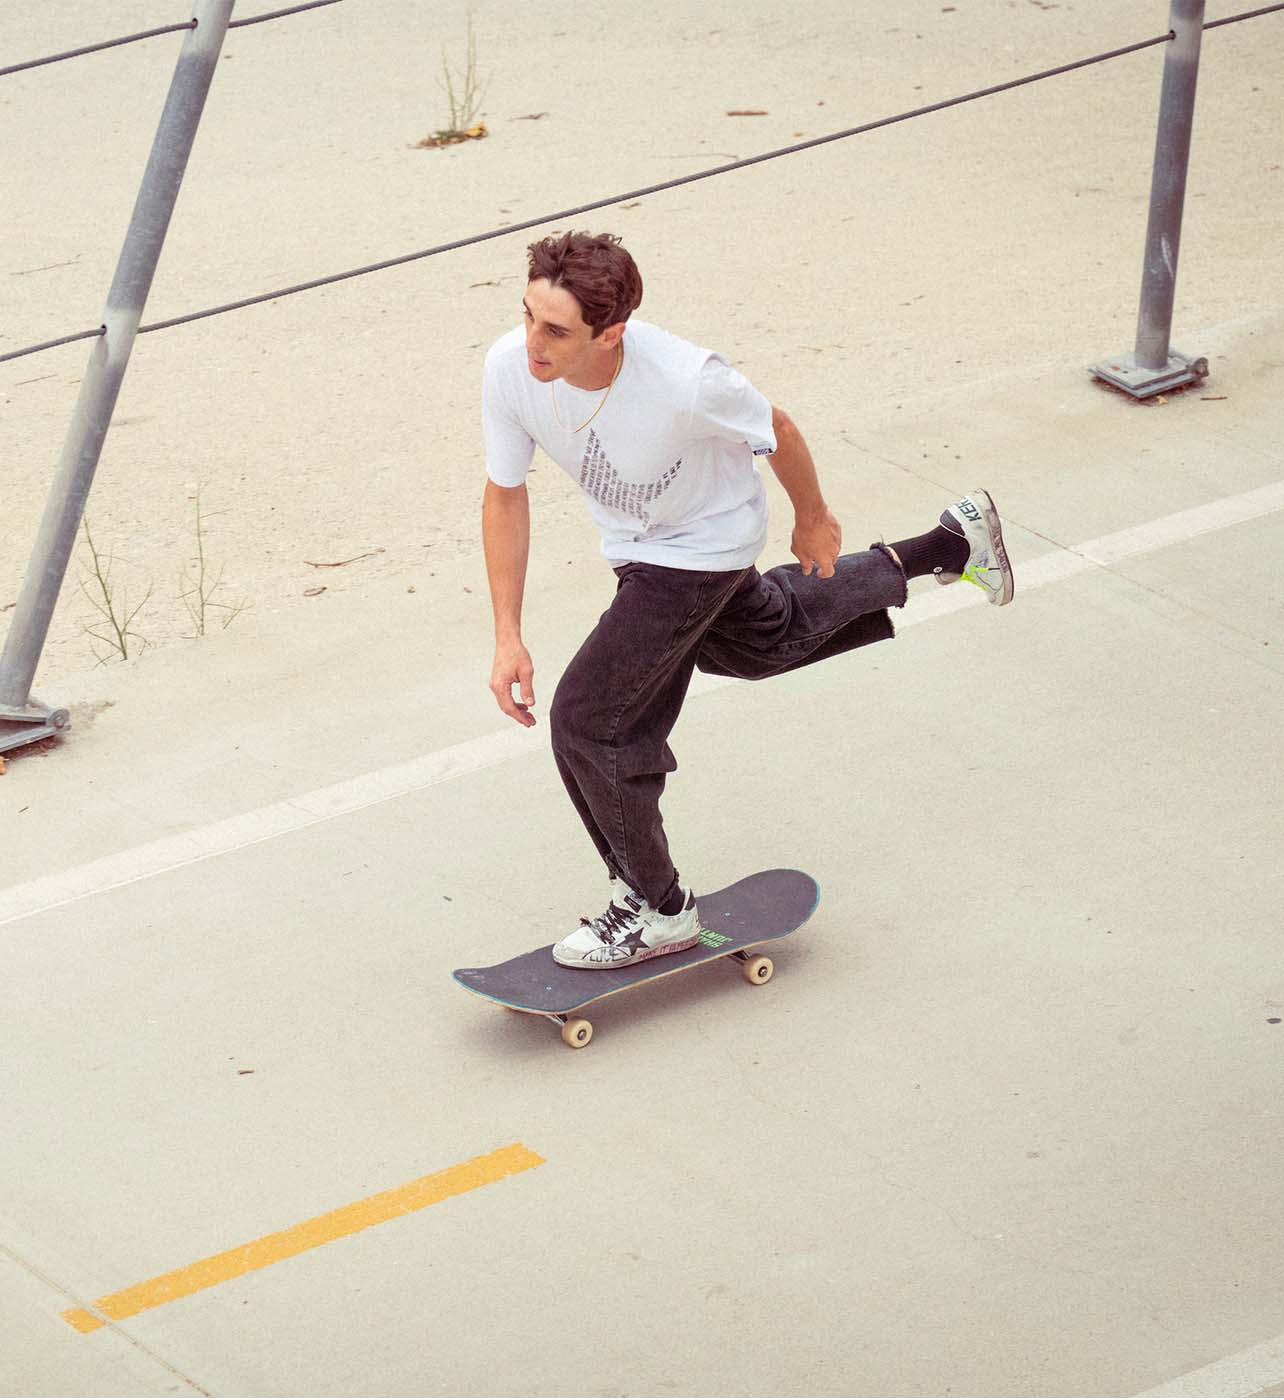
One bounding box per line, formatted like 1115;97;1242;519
887;524;970;580
658;887;686;916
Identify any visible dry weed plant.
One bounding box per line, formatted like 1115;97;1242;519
179;487;249;637
417;15;487;148
78;519;151;664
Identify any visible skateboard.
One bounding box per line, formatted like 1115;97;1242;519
452;868;819;1048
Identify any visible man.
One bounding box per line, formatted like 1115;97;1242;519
482;232;1012;969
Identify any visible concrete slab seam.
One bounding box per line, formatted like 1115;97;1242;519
1;479;1281;933
0;1239;212;1393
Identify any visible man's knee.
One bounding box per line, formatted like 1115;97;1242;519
550;670;602;755
549;676;575;751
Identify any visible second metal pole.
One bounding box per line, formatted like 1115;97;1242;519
1136;0;1205;371
1091;0;1209;399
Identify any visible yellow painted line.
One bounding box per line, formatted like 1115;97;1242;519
62;1142;543;1334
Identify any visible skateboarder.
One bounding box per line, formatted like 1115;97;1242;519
482;232;1012;970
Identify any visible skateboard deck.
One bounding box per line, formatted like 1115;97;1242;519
452;868;819;1047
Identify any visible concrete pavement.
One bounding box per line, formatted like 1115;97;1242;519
3;309;1283;1395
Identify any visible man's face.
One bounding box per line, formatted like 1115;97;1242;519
522;278;613;384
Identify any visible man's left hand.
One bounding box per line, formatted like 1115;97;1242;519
791;510;842;578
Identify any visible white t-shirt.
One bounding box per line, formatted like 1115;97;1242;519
482;319;777;570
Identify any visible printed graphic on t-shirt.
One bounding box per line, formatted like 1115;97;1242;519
579;428;684;529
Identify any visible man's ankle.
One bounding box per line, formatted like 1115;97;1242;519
657;886;687;916
888;525;969;581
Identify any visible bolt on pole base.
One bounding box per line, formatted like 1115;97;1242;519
0;696;72;755
1090;348;1209;400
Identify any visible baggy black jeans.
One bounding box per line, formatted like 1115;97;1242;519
549;545;908;910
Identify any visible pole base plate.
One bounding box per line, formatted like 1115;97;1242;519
1090;349;1209;400
0;697;71;755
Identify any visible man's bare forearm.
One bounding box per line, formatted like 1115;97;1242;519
767;405;842;577
767;407;828;521
482;480;530;642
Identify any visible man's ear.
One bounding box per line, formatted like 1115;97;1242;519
598;321;627;350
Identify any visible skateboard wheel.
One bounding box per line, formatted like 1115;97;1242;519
741;955;774;985
561;1018;593;1048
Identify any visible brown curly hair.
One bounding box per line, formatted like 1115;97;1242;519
526;231;643;337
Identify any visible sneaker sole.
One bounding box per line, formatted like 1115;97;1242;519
974;488;1014;606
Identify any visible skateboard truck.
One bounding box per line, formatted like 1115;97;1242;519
732;948;776;985
533;951;777;1048
544;1013;595;1049
0;696;71;756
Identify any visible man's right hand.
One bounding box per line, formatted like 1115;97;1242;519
490;640;536;727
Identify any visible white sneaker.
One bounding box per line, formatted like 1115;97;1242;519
552;883;701;969
937;489;1014;605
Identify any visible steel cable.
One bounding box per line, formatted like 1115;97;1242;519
228;1;346;30
131;32;1184;339
0;31;1177;365
0;0;344;79
2;8;1281;366
1204;1;1284;27
0;21;194;77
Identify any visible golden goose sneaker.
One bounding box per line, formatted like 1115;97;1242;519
552;881;701;969
936;489;1015;605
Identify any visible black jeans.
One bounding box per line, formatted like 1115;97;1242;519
549;545;908;909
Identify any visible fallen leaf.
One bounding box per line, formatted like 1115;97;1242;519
0;757;6;776
414;122;488;149
304;586;327;597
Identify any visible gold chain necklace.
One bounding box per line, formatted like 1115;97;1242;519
551;344;623;434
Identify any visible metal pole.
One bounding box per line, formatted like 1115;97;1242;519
1091;0;1210;399
0;0;234;753
1136;0;1205;369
